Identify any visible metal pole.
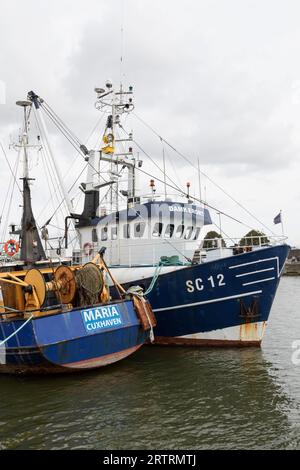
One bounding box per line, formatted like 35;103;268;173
217;211;223;250
162;141;167;199
218;212;222;237
280;210;285;237
23;106;29;180
197;157;202;202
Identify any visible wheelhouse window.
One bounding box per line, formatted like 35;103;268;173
123;223;130;239
111;226;118;240
92;228;98;243
165;224;175;238
101;225;108;241
152;222;163;237
175;225;185;238
134;222;145;238
193;227;201;240
184;226;194;240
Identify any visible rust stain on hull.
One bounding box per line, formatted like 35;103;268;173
239;321;266;343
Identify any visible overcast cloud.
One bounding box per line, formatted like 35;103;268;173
1;0;300;245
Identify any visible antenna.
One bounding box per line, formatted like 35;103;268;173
120;0;125;85
162;139;167;200
197;157;202;203
16;100;32;179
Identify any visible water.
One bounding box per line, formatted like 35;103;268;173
0;276;300;450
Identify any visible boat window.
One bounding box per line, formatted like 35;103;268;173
152;222;163;237
193;227;201;240
175;225;185;238
123;224;130;239
111;226;118;240
165;224;175;238
134;222;145;238
92;228;98;243
101;225;108;241
184;226;194;240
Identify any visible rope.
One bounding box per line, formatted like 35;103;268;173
36;99;192;262
133;112;277;236
143;263;163;295
0;142;22;193
0;314;34;347
0;145;21;242
134;164;255;230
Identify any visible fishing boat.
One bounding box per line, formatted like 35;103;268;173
9;86;290;348
283;248;300;276
0;100;156;375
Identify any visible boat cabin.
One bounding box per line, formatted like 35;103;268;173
76;200;212;266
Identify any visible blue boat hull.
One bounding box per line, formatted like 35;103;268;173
117;244;290;346
0;300;148;374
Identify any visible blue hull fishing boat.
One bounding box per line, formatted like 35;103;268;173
0;99;156;375
118;244;289;346
0;299;150;374
17;88;289;348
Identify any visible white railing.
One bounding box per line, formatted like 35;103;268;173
1;235;287;268
72;235;288;267
200;235;287;251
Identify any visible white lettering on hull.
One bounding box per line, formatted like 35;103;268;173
82;305;123;333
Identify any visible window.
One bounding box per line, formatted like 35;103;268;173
101;225;108;241
152;222;163;237
92;228;98;243
193;227;201;240
184;226;194;240
175;225;185;238
134;222;145;238
111;226;118;240
165;224;175;238
123;224;130;239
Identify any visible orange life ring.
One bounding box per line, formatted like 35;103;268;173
4;239;20;257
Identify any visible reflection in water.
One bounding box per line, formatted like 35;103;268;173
0;277;300;449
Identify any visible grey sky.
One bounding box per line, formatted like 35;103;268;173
0;0;300;245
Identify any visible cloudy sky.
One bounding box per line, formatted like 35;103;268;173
1;0;300;245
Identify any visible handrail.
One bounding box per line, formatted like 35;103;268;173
200;235;288;251
72;235;288;267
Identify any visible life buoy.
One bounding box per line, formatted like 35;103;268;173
4;239;20;257
83;242;93;256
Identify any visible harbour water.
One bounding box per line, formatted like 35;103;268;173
0;276;300;450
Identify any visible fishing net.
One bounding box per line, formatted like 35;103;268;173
75;263;104;307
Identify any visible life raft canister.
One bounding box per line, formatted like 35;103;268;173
83;242;93;256
4;239;20;257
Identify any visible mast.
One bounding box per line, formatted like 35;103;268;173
16;100;46;263
93;81;138;211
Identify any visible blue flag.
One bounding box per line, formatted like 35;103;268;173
273;212;281;224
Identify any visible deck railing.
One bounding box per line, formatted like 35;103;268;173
200;235;287;251
70;235;288;267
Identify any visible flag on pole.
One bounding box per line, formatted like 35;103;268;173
273;212;281;224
